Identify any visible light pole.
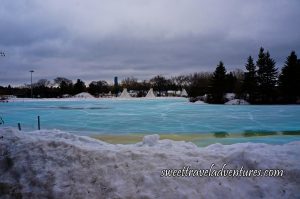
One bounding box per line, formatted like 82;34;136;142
30;70;34;98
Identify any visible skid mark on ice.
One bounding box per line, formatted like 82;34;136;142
248;112;254;121
246;112;268;130
160;113;167;121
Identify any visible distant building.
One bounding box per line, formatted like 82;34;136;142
114;76;118;86
114;76;118;97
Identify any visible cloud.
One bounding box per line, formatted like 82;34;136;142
0;0;300;85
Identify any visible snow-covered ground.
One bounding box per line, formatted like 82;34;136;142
0;128;299;199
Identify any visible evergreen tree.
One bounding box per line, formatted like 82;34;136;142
256;48;278;102
279;51;300;102
243;56;257;102
211;61;226;103
225;72;237;93
74;79;86;94
59;81;73;95
298;59;300;98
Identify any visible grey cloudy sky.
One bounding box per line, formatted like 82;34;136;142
0;0;300;86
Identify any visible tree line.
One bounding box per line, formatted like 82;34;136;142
209;48;300;103
0;47;300;104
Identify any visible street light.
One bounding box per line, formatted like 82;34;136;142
29;70;34;98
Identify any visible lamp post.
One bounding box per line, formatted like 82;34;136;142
29;70;34;98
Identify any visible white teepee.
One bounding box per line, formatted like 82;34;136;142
181;89;188;97
119;88;132;98
145;88;156;98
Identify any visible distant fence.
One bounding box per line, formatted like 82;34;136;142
0;115;41;131
17;116;40;131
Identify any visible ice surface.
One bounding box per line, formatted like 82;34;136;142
0;128;299;198
2;99;300;134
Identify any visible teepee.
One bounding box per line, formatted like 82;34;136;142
119;88;132;98
181;89;188;97
145;88;156;98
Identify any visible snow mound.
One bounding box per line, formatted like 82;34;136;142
225;93;235;101
194;100;207;104
0;128;299;199
73;92;95;98
142;134;160;146
225;99;250;105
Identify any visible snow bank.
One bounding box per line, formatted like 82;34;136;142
142;134;160;146
225;93;236;101
0;128;299;199
193;100;207;104
225;99;250;105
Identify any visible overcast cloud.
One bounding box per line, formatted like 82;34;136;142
0;0;300;85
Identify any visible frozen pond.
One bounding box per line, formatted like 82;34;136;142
1;98;300;136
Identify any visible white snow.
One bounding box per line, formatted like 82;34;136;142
142;134;160;146
225;99;250;105
0;128;299;198
73;92;95;98
193;100;207;104
62;94;71;98
225;93;236;101
119;88;132;98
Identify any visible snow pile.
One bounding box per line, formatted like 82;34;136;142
225;93;236;101
73;92;95;98
119;88;132;98
1;128;299;199
142;134;160;146
225;99;250;105
145;88;156;98
193;100;207;104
